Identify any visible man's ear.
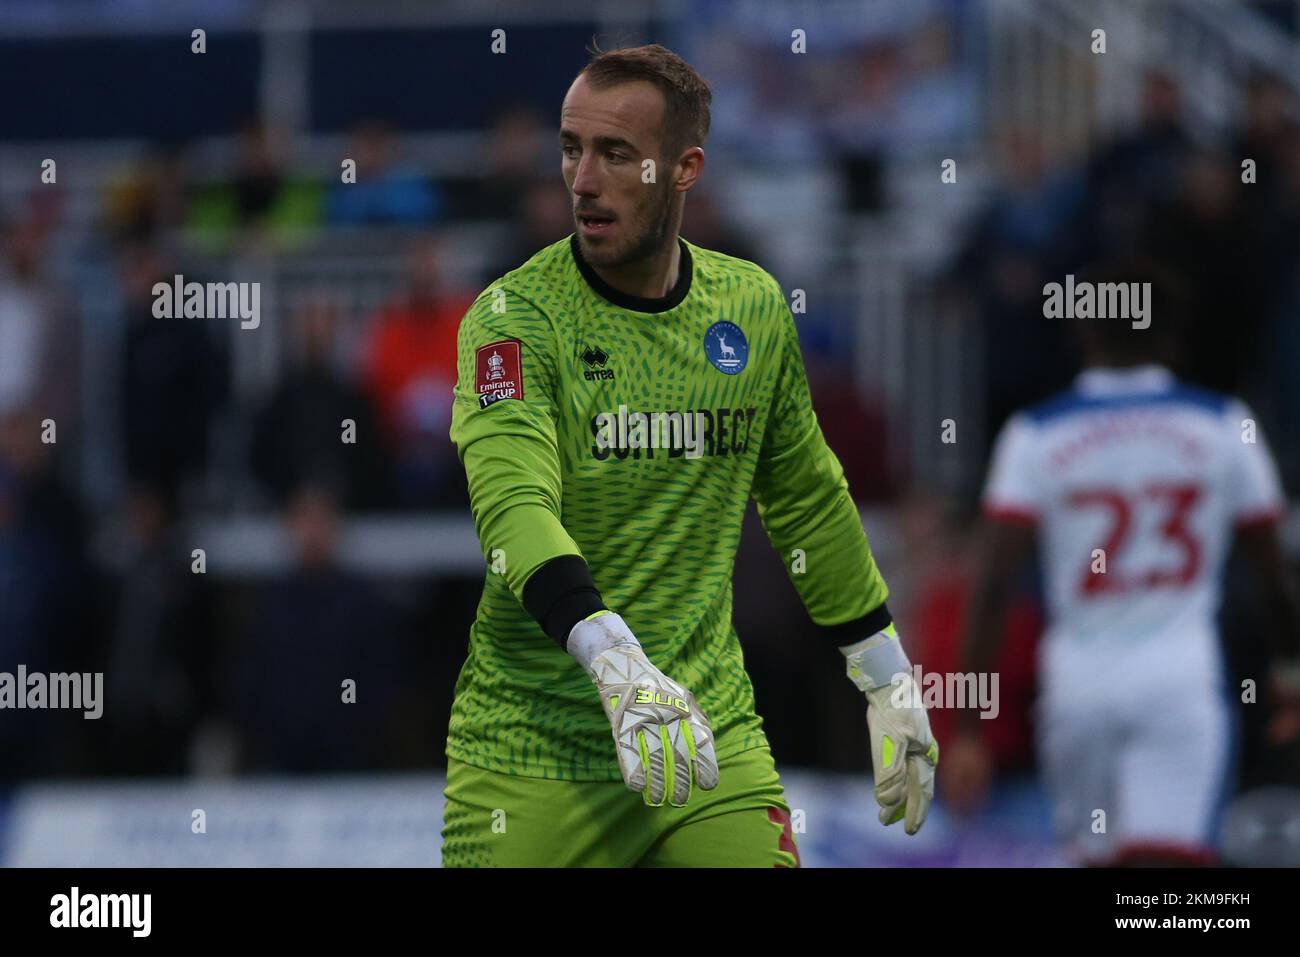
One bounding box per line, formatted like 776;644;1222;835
675;146;705;192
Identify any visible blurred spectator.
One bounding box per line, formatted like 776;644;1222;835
0;206;72;421
186;121;324;248
808;359;897;500
732;504;845;769
825;19;975;165
0;232;44;415
93;484;215;775
250;290;389;508
229;485;405;772
1145;151;1261;394
0;408;93;783
102;142;192;243
360;235;473;508
1243;116;1300;299
681;190;759;263
1234;72;1298;202
894;16;978;148
948;130;1083;442
1260;123;1300;488
1086;70;1194;256
459;103;554;220
327;120;441;227
483;176;574;282
231;119;286;228
118;240;228;503
823;40;903;211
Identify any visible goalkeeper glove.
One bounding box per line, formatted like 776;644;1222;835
568;610;719;807
842;623;939;835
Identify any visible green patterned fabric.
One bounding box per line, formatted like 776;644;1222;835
440;745;798;867
447;235;888;780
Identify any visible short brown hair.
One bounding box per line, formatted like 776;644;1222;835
579;43;712;158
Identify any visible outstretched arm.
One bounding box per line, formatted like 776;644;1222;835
451;288;718;807
958;517;1036;717
750;279;935;833
945;414;1043;814
940;515;1036;815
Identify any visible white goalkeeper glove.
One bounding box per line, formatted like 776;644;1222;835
842;623;939;835
568;610;720;807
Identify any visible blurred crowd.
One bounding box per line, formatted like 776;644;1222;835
915;68;1300;796
947;70;1300;466
0;98;770;784
1;16;1298;810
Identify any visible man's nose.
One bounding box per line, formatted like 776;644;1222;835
571;154;600;196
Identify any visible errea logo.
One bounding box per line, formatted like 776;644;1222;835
582;345;615;381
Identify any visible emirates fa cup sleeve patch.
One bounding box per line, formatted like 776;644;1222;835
475;339;525;409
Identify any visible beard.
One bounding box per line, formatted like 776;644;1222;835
574;179;675;269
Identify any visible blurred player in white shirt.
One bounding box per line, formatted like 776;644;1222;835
946;262;1300;866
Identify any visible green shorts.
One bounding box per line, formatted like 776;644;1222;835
440;744;800;867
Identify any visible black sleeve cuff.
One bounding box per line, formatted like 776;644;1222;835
816;601;893;649
521;555;607;648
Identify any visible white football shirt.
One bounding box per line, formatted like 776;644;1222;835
983;365;1284;662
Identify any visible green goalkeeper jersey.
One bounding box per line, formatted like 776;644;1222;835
447;235;889;780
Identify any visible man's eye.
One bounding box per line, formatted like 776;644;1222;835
607;152;627;163
561;145;579;158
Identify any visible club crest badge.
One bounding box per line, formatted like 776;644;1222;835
704;321;748;375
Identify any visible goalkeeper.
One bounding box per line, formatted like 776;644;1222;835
441;43;937;868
